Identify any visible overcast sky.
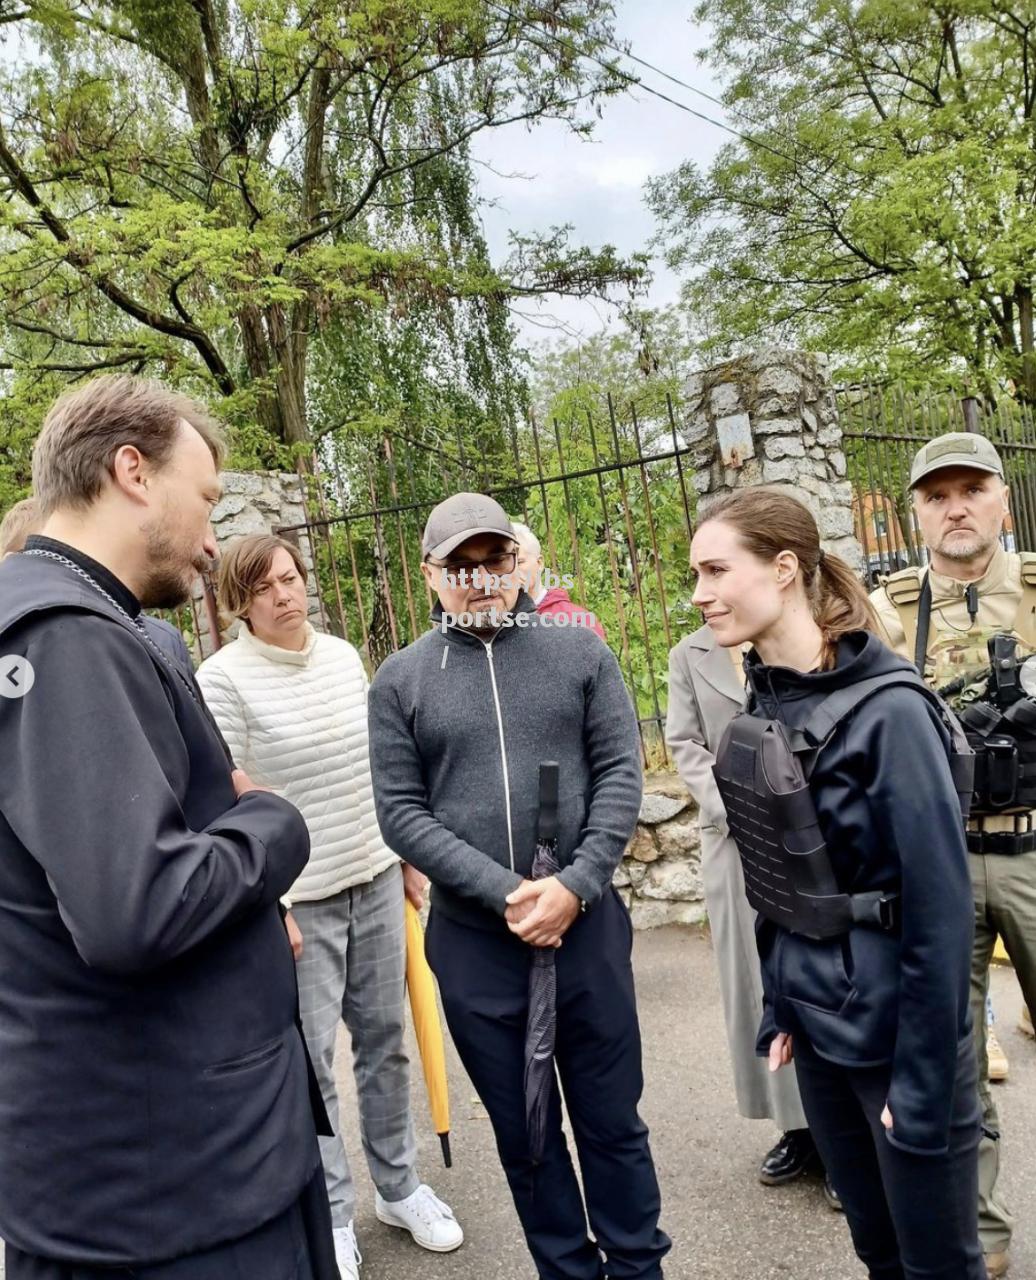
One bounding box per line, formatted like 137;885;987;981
470;0;728;347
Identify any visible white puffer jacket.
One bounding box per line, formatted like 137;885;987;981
197;624;397;902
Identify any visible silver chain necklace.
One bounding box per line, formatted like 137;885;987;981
23;547;201;705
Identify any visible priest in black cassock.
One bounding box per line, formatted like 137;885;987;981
0;375;336;1280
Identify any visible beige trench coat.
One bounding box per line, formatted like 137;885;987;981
666;625;807;1129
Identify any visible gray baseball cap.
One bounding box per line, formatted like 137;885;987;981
421;492;516;560
909;432;1005;489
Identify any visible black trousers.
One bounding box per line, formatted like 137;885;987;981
793;1033;985;1280
5;1168;337;1280
425;887;670;1280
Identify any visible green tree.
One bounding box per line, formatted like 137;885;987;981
648;0;1036;400
529;305;695;427
0;0;643;508
515;311;699;755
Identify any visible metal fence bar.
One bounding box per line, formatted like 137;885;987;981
665;393;696;543
876;388;907;571
382;435;420;644
629;401;674;656
605;396;666;762
585;406;643;759
550;416;589;607
528;413;561;574
342;516;372;658
306;453;348;637
276;403;704;759
367;460;400;654
275;444;700;534
303;469;332;637
840;382;1036;580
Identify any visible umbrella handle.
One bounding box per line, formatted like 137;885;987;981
538;762;559;842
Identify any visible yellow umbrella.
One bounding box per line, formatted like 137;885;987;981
405;901;452;1167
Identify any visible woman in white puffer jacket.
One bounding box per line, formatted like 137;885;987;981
197;534;463;1280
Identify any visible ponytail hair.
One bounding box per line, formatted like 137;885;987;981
697;489;878;661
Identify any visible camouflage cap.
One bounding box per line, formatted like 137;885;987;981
421;492;516;560
909;432;1005;489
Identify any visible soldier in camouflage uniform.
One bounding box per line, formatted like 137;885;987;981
871;432;1036;1280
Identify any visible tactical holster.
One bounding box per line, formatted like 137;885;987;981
713;675;974;942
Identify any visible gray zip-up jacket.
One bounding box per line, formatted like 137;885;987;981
367;593;643;930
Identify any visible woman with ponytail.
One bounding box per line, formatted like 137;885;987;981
689;488;983;1279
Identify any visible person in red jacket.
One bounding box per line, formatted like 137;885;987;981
511;519;607;642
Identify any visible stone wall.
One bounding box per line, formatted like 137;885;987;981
682;347;864;573
617;774;706;929
189;470;323;658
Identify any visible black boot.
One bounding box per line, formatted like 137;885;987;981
759;1129;819;1185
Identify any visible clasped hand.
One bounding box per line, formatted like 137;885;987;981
505;876;580;948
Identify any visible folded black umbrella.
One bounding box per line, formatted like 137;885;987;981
524;760;561;1165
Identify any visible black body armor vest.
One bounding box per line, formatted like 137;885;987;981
713;674;974;942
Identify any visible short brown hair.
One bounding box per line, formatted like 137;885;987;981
0;496;41;556
32;375;226;518
696;488;878;663
217;534;308;621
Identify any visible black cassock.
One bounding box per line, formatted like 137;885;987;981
0;538;335;1279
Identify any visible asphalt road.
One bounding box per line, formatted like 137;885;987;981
341;926;1036;1280
3;927;1033;1279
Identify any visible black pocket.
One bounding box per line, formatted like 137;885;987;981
205;1036;284;1077
604;885;634;950
780;933;856;1016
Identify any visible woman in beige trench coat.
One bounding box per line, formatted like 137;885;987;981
667;623;832;1194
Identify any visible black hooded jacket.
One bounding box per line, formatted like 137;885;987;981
744;631;974;1157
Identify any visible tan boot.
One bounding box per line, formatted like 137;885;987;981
987;1030;1010;1082
1021;1005;1034;1039
984;1250;1010;1278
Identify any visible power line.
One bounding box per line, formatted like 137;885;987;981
599;36;730;112
484;1;798;165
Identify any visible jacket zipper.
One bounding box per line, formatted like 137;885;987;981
482;635;516;872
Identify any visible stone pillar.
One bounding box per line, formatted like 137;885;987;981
682;348;863;570
616;774;706;929
189;470;322;659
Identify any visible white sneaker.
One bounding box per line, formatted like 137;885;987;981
987;1030;1009;1082
332;1221;362;1280
375;1184;464;1253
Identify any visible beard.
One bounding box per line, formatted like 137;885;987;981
138;520;212;609
934;528;999;563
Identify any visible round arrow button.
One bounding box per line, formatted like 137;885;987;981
0;656;35;700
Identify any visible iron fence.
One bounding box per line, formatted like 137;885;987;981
151;574;222;662
839;382;1036;586
280;395;700;766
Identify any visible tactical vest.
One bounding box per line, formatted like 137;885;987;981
882;551;1036;664
713;675;974;942
883;553;1036;844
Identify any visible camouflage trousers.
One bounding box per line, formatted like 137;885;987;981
969;848;1036;1254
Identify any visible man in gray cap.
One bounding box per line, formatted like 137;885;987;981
368;493;671;1280
871;432;1036;1279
